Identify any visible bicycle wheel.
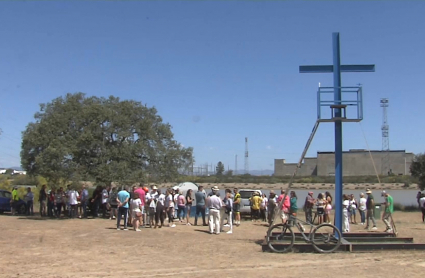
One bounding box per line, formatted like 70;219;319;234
266;223;295;253
311;223;342;253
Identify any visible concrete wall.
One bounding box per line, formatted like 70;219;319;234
274;157;317;176
274;150;414;177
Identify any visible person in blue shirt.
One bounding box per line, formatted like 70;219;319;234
194;186;207;226
116;187;130;230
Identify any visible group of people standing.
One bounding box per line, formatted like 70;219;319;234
265;189;394;234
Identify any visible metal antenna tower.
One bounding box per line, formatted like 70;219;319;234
244;137;249;174
380;98;390;175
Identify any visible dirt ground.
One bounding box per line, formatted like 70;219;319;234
1;211;425;278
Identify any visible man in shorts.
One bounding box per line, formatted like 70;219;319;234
277;190;290;224
233;188;241;226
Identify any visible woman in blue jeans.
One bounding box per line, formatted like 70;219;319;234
358;193;367;225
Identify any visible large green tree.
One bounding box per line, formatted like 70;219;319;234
21;93;193;185
411;153;425;190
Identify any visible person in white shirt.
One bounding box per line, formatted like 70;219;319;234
131;192;143;232
25;187;34;216
67;187;79;218
358;193;367;225
165;189;176;228
146;186;159;227
207;188;223;235
342;194;350;233
260;193;268;222
419;193;425;222
101;186;110;218
155;189;166;228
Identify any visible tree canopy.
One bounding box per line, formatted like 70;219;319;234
216;161;224;176
21;93;193;185
410;153;425;190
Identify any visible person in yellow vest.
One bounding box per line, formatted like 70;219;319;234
249;192;262;222
233;188;241;226
11;186;19;216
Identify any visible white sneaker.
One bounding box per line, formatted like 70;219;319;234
135;229;142;232
372;226;378;230
170;224;176;228
226;231;233;234
186;223;192;226
116;228;120;231
386;229;393;233
223;224;230;227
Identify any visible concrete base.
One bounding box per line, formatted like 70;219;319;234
262;232;425;253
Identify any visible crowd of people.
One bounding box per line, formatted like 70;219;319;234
12;184;395;235
248;188;394;233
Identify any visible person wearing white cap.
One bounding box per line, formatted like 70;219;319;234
207;187;222;234
381;191;394;233
365;189;377;230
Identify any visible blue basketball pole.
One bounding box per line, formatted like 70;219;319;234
299;32;375;233
333;33;343;232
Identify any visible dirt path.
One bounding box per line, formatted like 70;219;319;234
1;211;425;277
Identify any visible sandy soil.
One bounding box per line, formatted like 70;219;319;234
1;210;425;278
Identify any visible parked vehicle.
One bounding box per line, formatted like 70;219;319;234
239;189;263;215
0;189;27;214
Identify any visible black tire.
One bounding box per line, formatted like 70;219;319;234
311;223;342;253
18;205;26;215
266;223;295;253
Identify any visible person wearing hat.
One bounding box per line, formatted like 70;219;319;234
381;191;394;233
365;189;377;230
249;191;262;222
304;191;315;224
206;186;223;234
146;185;159;227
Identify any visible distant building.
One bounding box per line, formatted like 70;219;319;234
13;170;27;175
274;149;414;177
0;169;27;175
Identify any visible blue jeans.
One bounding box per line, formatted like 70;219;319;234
360;209;366;223
195;205;206;225
26;200;33;215
117;207;128;229
81;201;88;218
177;206;185;220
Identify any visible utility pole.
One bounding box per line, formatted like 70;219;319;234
244;137;249;174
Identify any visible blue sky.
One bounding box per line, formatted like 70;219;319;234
0;1;424;172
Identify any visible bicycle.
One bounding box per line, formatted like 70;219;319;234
266;215;342;253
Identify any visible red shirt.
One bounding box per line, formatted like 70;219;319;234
134;189;146;206
277;194;290;213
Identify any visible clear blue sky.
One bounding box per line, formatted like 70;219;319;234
0;1;424;172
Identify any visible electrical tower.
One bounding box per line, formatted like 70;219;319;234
380;98;390;175
244;137;249;174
